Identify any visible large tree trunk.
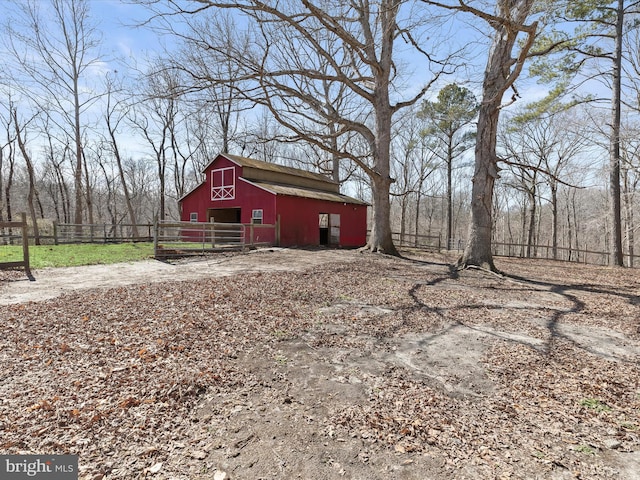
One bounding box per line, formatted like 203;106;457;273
368;175;398;254
367;79;396;254
363;31;399;256
459;102;500;271
609;0;624;266
457;0;536;271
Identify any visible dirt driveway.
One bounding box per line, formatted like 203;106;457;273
0;248;346;305
1;248;640;479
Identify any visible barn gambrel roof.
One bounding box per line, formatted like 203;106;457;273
181;153;368;206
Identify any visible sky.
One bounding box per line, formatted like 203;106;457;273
3;0;555;111
0;0;569;167
92;1;165;69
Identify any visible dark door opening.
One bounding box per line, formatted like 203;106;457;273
208;208;241;223
319;213;329;246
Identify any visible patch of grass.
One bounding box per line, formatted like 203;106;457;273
575;444;596;455
270;329;292;340
580;398;611;413
274;353;289;365
532;450;546;459
0;243;154;268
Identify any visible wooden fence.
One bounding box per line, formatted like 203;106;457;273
386;232;639;268
51;222;154;244
0;213;32;278
369;231;442;250
491;241;640;267
153;220;280;260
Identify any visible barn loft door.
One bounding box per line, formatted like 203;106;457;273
329;214;340;245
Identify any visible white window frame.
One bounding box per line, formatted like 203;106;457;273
252;209;263;224
211;166;236;200
190;212;198;222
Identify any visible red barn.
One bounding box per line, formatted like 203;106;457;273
179;153;368;247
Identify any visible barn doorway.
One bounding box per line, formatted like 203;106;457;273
208;208;241;223
319;213;340;246
319;213;329;245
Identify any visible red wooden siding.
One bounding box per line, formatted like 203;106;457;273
179;154;367;247
276;195;367;247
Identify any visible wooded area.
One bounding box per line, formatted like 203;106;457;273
1;0;639;267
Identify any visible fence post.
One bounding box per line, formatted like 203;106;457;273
153;217;159;257
20;213;32;279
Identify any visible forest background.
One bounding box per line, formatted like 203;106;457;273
1;0;639;266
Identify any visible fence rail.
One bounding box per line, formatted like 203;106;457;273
51;223;154;244
491;241;640;267
385;232;639;268
153;220;280;259
366;231;442;250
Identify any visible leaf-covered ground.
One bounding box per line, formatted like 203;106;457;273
1;249;639;479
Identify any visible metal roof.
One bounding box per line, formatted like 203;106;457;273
222;153;338;185
243;179;369;205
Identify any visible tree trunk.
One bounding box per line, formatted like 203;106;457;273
364;40;398;256
551;183;558;260
609;0;624;266
368;174;398;255
526;187;536;258
74;77;84;229
414;187;422;248
622;166;635;267
446;138;453;249
400;195;407;246
107;110;139;236
458;98;500;270
457;0;536;271
13;109;41;245
83;150;95;225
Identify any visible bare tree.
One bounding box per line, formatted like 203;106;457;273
0;104;17;234
131;65;182;221
390;108;439;245
174;11;254;156
419;83;478;249
12;107;42;244
149;0;454;254
423;0;540;270
500;128;544;258
6;0;104;227
104;75;139;235
620;128;640;267
500;109;587;259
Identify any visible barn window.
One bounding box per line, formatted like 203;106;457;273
211;167;235;200
252;209;263;224
190;212;198;222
